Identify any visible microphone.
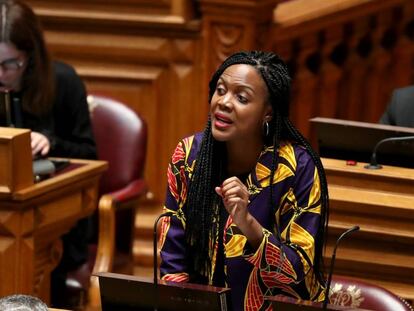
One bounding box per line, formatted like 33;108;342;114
322;225;360;310
0;91;13;127
153;211;174;311
365;136;414;169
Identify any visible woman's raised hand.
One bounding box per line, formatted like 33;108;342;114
215;176;250;227
215;176;263;248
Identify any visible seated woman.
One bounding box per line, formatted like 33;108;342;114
159;51;329;310
379;85;414;128
0;0;95;307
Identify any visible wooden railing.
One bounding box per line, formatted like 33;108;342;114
267;0;414;137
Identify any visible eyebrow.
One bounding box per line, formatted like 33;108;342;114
217;77;256;94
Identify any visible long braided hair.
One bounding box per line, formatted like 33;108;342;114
185;51;329;288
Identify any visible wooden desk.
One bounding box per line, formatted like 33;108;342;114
267;295;369;310
323;158;414;301
0;159;107;303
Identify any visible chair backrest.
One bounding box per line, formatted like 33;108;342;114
330;276;413;311
87;95;147;195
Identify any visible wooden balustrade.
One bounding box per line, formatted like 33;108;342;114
268;0;414;136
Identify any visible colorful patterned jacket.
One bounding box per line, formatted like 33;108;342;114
160;133;325;310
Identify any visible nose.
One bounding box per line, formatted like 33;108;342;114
217;93;232;110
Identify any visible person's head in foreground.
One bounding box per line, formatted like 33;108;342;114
0;294;48;311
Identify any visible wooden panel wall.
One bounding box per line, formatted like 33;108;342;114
323;158;414;301
268;0;414;137
26;0;414;207
26;0;204;205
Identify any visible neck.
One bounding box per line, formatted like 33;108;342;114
226;138;264;177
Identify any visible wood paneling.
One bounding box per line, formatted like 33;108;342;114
269;0;414;137
0;159;106;303
323;158;414;300
26;0;204;204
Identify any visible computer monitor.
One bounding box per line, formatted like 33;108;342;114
310;117;414;168
97;272;232;311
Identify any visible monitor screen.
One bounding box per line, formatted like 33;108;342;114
97;272;232;311
310;117;414;168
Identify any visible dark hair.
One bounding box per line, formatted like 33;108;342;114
0;0;54;115
0;294;48;311
185;51;329;289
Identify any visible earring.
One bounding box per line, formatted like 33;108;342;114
263;121;270;137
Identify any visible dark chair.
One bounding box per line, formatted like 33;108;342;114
65;94;148;309
330;276;413;311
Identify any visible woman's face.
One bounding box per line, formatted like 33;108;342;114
0;42;27;92
210;64;272;143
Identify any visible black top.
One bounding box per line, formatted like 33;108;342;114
12;61;96;159
380;85;414;128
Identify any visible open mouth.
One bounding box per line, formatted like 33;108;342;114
215;113;232;124
214;113;233;130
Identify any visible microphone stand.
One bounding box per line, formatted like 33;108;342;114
1;91;13;127
365;136;414;169
153;211;173;311
322;225;360;311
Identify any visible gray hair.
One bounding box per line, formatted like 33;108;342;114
0;294;48;311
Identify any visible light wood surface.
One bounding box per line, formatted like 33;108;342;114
322;158;414;301
0;127;32;194
0;159;107;304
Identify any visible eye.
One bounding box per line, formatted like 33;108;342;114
236;94;248;104
1;58;22;70
216;85;226;96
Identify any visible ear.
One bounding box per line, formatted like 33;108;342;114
263;104;273;123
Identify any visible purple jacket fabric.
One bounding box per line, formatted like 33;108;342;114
160;133;325;310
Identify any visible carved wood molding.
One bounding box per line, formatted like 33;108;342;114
273;0;407;40
25;0;200;36
199;0;280;97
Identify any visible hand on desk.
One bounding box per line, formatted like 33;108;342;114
31;131;50;157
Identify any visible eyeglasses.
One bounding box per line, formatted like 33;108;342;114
0;58;25;71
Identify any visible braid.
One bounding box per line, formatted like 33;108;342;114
185;119;224;282
186;50;329;290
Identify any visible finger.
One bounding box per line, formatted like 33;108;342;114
215;186;223;198
221;176;243;188
31;139;41;156
224;197;246;206
222;186;246;197
222;186;249;203
221;181;242;194
40;143;50;156
33;137;48;156
32;143;43;157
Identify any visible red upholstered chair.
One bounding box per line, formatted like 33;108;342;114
65;94;148;309
330;276;413;311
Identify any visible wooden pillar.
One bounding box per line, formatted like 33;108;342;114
318;25;344;119
290;34;319;137
199;0;280;100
